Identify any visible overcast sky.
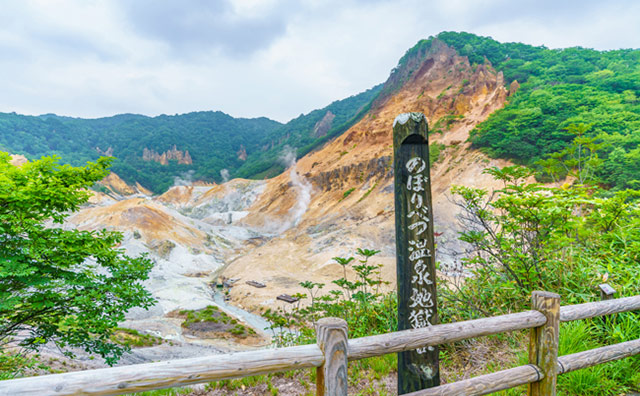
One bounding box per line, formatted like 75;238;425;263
1;0;639;123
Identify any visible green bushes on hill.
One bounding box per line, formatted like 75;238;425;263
427;31;640;190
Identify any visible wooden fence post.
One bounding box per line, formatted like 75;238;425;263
316;317;348;396
599;283;616;301
599;283;616;330
528;291;560;396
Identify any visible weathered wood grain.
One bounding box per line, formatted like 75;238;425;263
316;318;348;396
558;338;640;374
393;112;439;393
0;344;323;396
528;291;560;396
348;310;546;361
560;295;640;322
404;364;542;396
5;294;640;396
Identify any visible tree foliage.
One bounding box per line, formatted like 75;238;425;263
0;153;154;366
443;156;640;392
445;162;640;317
0;85;382;193
397;32;640;190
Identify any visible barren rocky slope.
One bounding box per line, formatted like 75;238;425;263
221;39;516;310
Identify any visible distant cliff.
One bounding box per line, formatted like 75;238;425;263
143;146;193;165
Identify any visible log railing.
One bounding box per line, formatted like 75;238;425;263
2;289;640;396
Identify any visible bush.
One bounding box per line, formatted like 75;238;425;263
262;248;397;346
444;165;640;318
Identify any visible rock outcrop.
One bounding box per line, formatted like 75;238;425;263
509;80;521;96
312;111;335;138
96;146;114;156
9;154;28;166
99;173;136;195
98;173;151;196
143;145;193;165
236;145;247;161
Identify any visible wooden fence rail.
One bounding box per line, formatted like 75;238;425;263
2;291;640;396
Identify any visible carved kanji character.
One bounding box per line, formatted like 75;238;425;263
409;288;434;308
411;260;433;285
409;308;433;329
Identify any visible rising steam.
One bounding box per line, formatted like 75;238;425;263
278;146;312;232
220;169;230;183
220;169;233;223
173;170;195;186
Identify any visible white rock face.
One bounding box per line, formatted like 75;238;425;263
62;177;272;362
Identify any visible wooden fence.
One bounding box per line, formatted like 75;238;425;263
2;290;640;396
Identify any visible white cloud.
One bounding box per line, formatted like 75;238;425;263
0;0;638;122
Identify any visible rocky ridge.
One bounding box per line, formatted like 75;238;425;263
143;145;193;165
9;154;27;166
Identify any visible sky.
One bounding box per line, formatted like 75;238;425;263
1;0;639;123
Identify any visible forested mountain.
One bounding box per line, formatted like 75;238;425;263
0;85;381;192
0;111;281;192
3;32;639;191
427;32;640;189
235;84;381;179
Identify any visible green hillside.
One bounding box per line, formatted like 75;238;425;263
236;84;381;179
0;85;380;192
0;111;281;192
428;32;640;189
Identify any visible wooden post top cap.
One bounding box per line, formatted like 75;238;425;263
393;112;426;128
599;283;616;295
532;290;561;299
316;317;348;328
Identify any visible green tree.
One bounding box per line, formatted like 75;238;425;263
537;123;603;184
0;153;154;368
446;165;640;318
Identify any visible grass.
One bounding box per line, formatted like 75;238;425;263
351;354;397;381
207;374;272;390
429;142;446;165
555;321;640;395
199;354;397;395
125;388;192;396
431;113;464;134
110;328;165;348
177;306;256;338
357;183;378;203
437;85;453;99
341;187;355;200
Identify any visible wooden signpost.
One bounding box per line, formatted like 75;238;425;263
393;112;440;393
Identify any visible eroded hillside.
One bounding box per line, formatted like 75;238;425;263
59;39;520;359
221;39;517;310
